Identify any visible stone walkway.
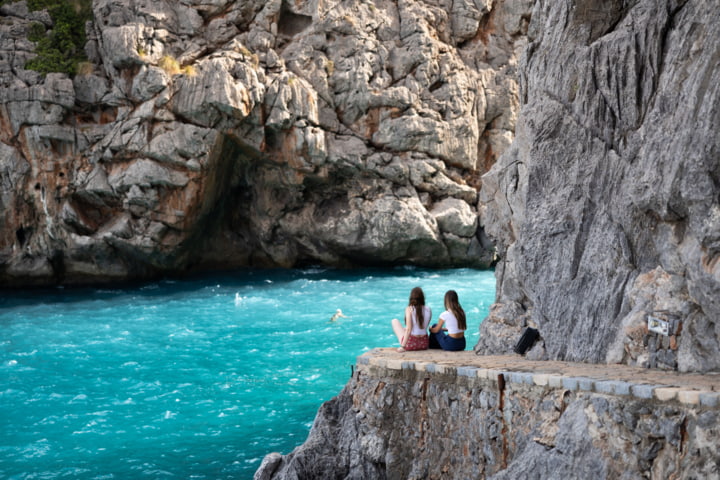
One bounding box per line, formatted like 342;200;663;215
358;348;720;407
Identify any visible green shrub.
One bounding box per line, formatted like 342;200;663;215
28;22;46;41
24;0;93;76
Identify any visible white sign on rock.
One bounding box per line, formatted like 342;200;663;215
647;316;670;336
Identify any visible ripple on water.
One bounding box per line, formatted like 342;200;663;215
19;439;51;459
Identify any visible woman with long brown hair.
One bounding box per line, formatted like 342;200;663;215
429;290;466;351
391;287;431;352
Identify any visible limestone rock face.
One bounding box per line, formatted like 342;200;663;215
476;0;720;372
0;0;530;285
256;360;720;479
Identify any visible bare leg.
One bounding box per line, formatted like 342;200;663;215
391;318;405;343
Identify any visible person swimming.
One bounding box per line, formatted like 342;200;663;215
329;309;347;322
234;293;243;306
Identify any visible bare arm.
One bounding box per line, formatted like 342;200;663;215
397;306;413;351
430;317;445;333
402;307;413;344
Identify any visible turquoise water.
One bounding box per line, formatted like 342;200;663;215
1;267;495;479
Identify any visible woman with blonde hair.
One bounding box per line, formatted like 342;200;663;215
391;287;431;352
429;290;466;351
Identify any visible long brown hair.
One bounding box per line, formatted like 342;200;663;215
444;290;466;330
408;287;426;329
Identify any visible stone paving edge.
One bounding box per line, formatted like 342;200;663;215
356;351;718;407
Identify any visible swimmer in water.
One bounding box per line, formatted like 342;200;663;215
329;309;347;322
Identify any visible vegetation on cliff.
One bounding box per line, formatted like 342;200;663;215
23;0;92;75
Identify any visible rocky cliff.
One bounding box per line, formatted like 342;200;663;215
255;350;720;479
477;0;720;373
0;0;530;286
252;0;720;477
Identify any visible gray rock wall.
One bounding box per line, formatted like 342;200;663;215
0;0;532;286
476;0;720;372
256;357;720;479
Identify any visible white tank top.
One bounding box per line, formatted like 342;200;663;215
410;306;431;335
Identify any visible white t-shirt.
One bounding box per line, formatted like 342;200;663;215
439;310;464;334
409;306;431;335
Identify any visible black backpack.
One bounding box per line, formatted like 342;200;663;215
514;327;539;355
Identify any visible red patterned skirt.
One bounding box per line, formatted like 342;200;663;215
403;334;429;351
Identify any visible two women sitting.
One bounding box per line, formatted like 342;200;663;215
391;287;466;352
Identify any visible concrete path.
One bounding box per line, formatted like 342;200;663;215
358;348;720;407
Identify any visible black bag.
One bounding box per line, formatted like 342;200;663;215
513;327;539;355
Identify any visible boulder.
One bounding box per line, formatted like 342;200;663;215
431;197;478;238
107;158;189;192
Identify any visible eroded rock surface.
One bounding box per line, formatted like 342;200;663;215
256;354;720;479
0;0;530;285
476;0;720;373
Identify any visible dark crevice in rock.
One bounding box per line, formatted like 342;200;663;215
48;249;65;283
181;134;259;271
277;1;312;37
498;372;509;469
15;226;29;247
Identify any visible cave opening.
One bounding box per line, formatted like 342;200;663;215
181;134;263;272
